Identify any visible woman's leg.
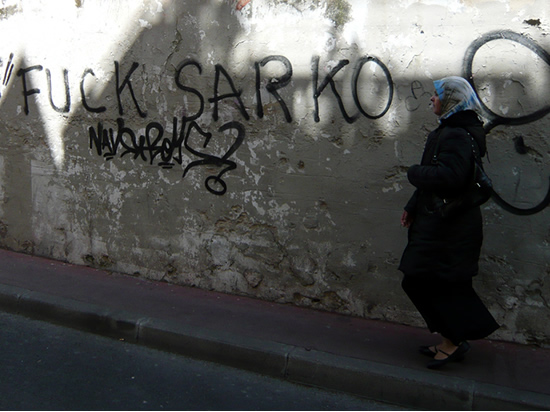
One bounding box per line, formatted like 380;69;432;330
402;275;498;344
401;275;444;334
433;336;459;359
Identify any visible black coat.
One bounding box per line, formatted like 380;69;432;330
399;110;486;281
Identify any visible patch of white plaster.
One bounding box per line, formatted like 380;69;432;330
382;183;403;193
343;251;356;268
139;19;152;29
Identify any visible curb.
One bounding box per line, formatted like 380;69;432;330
0;283;548;410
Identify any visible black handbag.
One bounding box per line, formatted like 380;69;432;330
431;133;492;218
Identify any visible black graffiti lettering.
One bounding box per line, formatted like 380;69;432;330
463;30;550;131
183;120;244;195
115;61;147;118
89;121;107;155
405;80;431;112
175;59;204;121
81;68;106;113
463;30;550;215
352;56;393;119
145;117;184;169
312;56;358;123
5;34;549;205
89;117;244;195
118;117;148;161
45;68;71;113
208;64;249;121
182;121;213;172
0;53;15;99
2;53;14;87
12;54;397;124
90;118;185;168
168;116;187;167
142;121;163;164
490;183;550;216
80;53;396;196
16;64;43;115
159;131;178;168
88;121;121;161
255;55;293;123
204;121;244;195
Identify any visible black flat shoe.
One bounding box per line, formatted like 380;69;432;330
427;341;470;369
419;345;438;357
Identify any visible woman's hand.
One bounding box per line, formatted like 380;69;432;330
401;210;413;228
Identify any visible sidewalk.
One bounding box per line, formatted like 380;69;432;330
0;249;548;410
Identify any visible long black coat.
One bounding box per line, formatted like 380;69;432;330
399;110;487;282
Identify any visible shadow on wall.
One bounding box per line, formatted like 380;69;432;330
0;0;550;341
0;2;548;202
0;1;549;252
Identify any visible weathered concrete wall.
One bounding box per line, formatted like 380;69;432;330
0;0;549;345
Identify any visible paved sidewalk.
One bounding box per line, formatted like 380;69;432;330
0;249;549;410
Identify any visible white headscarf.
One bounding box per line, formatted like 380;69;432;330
434;76;482;120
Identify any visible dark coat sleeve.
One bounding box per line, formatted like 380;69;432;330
404;190;418;214
407;128;473;195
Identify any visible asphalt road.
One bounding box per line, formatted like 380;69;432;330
0;311;406;410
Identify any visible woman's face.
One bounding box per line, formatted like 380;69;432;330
431;92;442;116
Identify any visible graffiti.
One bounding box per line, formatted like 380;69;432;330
0;52;14;98
16;61;150;117
182;121;245;196
174;60;204;121
95;54;396;194
209;63;250;121
255;55;293;123
81;68;106;113
176;55;395;125
115;61;147;118
4;30;550;201
311;55;394;123
89;117;245;196
46;68;70;114
463;30;550;131
405;80;432;112
463;30;550;215
16;65;43;115
352;56;394;120
13;54;395;124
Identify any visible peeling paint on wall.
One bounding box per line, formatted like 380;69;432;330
0;0;549;346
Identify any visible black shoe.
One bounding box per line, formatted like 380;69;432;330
419;345;437;357
427;341;470;369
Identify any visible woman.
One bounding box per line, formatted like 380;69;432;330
399;76;499;369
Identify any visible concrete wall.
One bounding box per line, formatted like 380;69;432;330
0;0;549;345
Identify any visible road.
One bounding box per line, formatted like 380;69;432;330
0;311;406;410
